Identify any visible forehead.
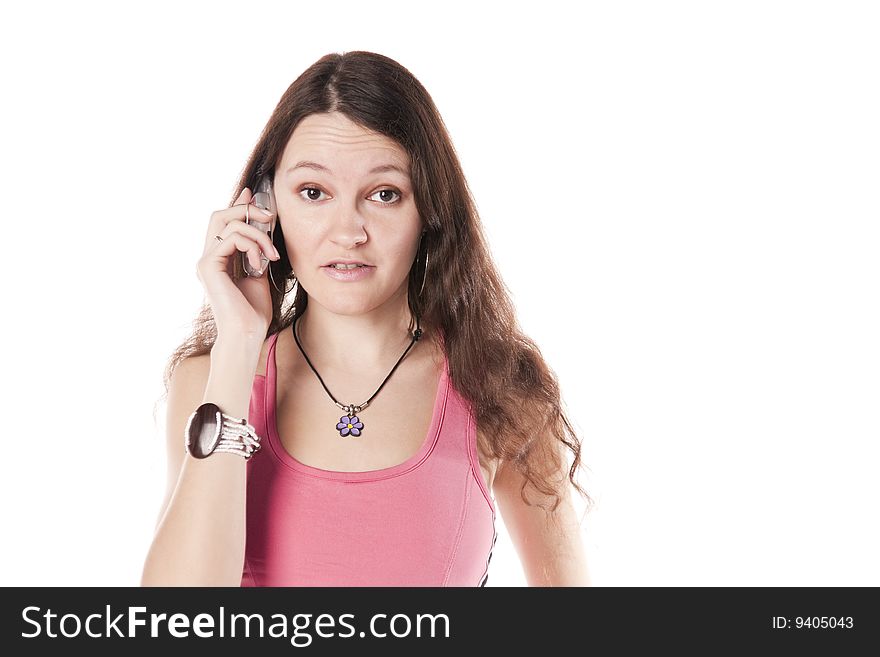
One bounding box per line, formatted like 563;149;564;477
280;112;410;173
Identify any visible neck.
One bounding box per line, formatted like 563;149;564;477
294;298;420;372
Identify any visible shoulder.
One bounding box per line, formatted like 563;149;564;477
171;351;211;387
165;353;213;417
155;351;213;530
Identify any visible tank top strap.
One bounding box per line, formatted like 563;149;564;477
268;329;281;373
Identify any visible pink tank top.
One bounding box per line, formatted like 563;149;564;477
240;330;497;586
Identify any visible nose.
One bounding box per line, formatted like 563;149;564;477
328;208;368;247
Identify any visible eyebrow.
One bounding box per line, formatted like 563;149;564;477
285;160;410;177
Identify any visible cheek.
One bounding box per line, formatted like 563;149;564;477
277;220;317;248
389;237;421;268
277;229;312;269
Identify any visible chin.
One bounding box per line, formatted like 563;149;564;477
308;287;381;315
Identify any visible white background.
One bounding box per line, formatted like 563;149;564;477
1;0;877;586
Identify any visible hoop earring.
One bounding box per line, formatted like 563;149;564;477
269;260;297;297
418;244;429;298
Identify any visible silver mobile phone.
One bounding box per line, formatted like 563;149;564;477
243;174;277;277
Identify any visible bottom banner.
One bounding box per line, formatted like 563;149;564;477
1;586;872;653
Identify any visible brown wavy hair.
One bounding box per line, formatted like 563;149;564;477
157;51;594;519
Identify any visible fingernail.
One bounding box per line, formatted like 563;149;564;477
259;207;272;216
272;245;280;258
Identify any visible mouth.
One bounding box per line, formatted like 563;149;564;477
324;263;372;270
321;263;376;282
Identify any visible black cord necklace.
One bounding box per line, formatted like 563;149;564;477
291;312;423;438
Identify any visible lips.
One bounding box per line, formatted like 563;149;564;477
321;263;376;281
324;260;372;267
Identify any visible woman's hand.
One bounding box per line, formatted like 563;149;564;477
195;187;281;340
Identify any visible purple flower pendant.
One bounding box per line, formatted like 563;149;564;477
336;415;364;438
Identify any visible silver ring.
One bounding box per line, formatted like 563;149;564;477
246;202;251;225
214;235;223;243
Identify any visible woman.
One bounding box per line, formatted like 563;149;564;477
141;51;593;587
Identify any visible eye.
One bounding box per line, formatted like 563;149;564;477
368;188;403;205
297;186;403;205
298;186;328;203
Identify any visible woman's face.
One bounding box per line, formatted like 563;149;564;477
273;111;423;316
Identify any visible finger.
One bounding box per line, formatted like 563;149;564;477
208;187;252;231
225;199;274;221
208;195;274;238
207;232;268;274
217;218;280;261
